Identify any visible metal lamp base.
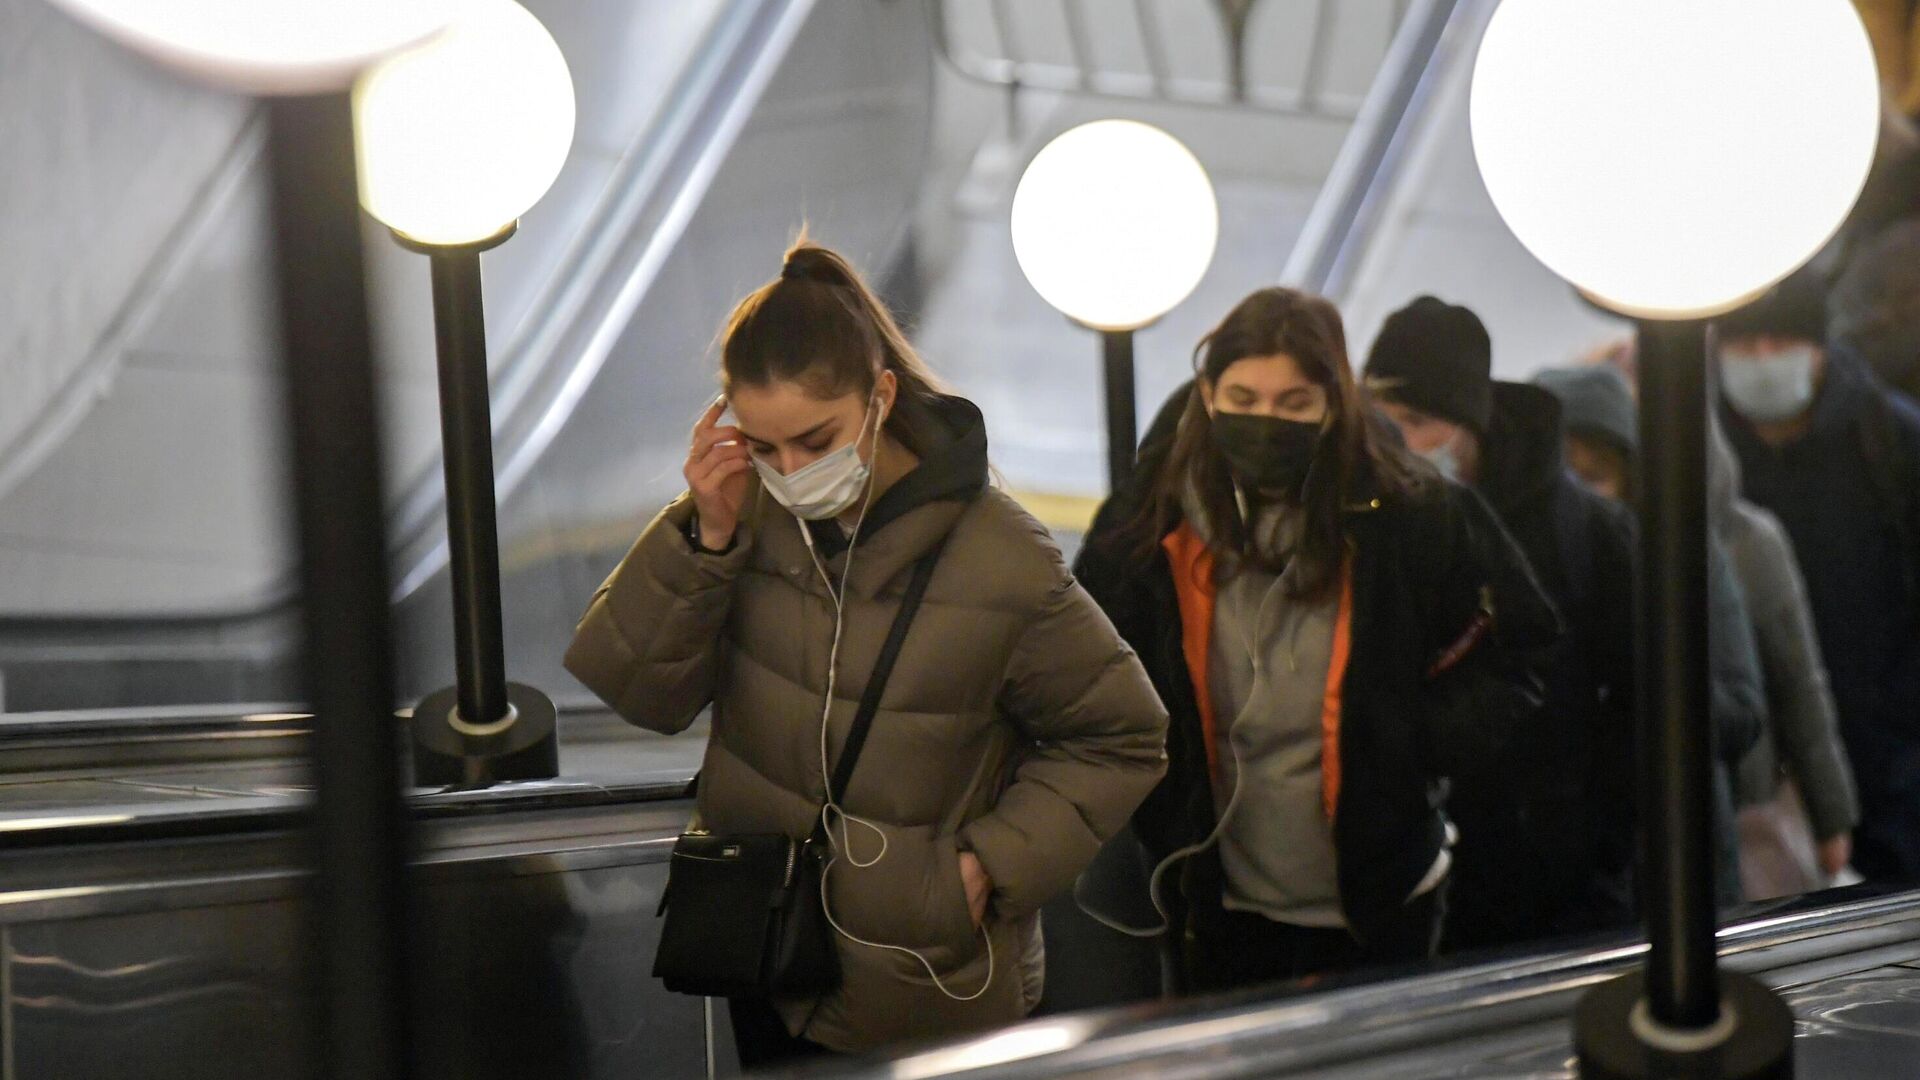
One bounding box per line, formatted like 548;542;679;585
1576;969;1794;1080
410;681;559;788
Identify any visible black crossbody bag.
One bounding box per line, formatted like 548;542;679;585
652;543;944;999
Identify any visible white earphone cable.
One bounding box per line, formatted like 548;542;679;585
1078;480;1286;938
1073;724;1248;939
798;394;994;1001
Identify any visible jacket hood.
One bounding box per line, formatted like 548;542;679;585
1708;413;1741;527
805;393;989;555
1477;382;1566;519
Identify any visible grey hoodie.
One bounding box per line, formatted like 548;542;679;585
1710;421;1861;840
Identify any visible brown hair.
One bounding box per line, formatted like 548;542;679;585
1133;287;1422;603
720;234;949;456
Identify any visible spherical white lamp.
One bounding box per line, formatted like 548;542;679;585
1470;0;1878;319
1474;6;1882;1074
45;0;450;94
1012;120;1219;332
354;0;576;249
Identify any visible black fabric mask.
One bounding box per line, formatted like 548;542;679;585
1211;412;1322;496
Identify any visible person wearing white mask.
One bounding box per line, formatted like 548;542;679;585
1716;272;1920;889
565;238;1167;1066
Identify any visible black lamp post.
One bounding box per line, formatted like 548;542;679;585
36;5;465;1075
265;91;418;1080
1467;3;1881;1075
1570;319;1793;1079
396;226;558;788
1098;328;1140;491
354;0;577;787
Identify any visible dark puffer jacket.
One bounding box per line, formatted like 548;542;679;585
1722;347;1920;882
1445;383;1639;948
1073;387;1561;962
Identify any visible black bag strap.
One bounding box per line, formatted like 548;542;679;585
827;538;947;804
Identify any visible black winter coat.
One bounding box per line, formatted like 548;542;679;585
1723;347;1920;882
1445;383;1639;948
1074;388;1562;956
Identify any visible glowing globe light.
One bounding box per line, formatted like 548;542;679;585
354;0;576;248
45;0;450;95
1012;120;1219;331
1469;0;1879;318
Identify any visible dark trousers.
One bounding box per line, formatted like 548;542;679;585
727;997;831;1072
1184;888;1443;995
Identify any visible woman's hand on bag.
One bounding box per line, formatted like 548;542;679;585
686;397;751;551
1819;832;1853;878
959;851;992;928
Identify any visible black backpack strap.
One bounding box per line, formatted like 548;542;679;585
828;539;948;801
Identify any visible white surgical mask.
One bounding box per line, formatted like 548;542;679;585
751;396;881;520
1419;437;1461;481
1721;347;1817;423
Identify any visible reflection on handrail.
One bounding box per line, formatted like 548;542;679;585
1280;0;1464;296
0;814;136;833
816;887;1920;1078
889;1019;1093;1079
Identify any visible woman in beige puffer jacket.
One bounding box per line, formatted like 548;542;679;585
564;240;1168;1065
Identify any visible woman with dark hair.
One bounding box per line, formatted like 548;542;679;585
565;238;1167;1064
1074;287;1558;992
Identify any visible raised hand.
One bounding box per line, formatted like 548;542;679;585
685;397;751;551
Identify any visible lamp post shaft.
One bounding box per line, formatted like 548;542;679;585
1635;318;1721;1030
264;93;414;1080
428;249;510;727
1102;328;1138;491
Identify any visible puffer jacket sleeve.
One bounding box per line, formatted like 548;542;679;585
562;494;751;734
1740;513;1860;840
959;569;1170;921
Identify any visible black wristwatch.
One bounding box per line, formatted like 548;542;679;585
686;515;733;555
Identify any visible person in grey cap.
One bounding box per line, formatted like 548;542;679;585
1533;365;1636;503
1363;297;1640;949
1537;361;1859;897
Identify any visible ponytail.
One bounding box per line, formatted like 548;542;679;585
721;232;949;456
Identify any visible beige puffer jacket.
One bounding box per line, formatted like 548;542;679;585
564;402;1167;1053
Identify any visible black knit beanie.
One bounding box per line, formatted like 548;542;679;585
1362;296;1494;434
1715;272;1829;344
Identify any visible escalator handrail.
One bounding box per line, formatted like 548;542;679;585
841;887;1920;1079
0;0;821;626
1279;0;1467;298
0;114;263;512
